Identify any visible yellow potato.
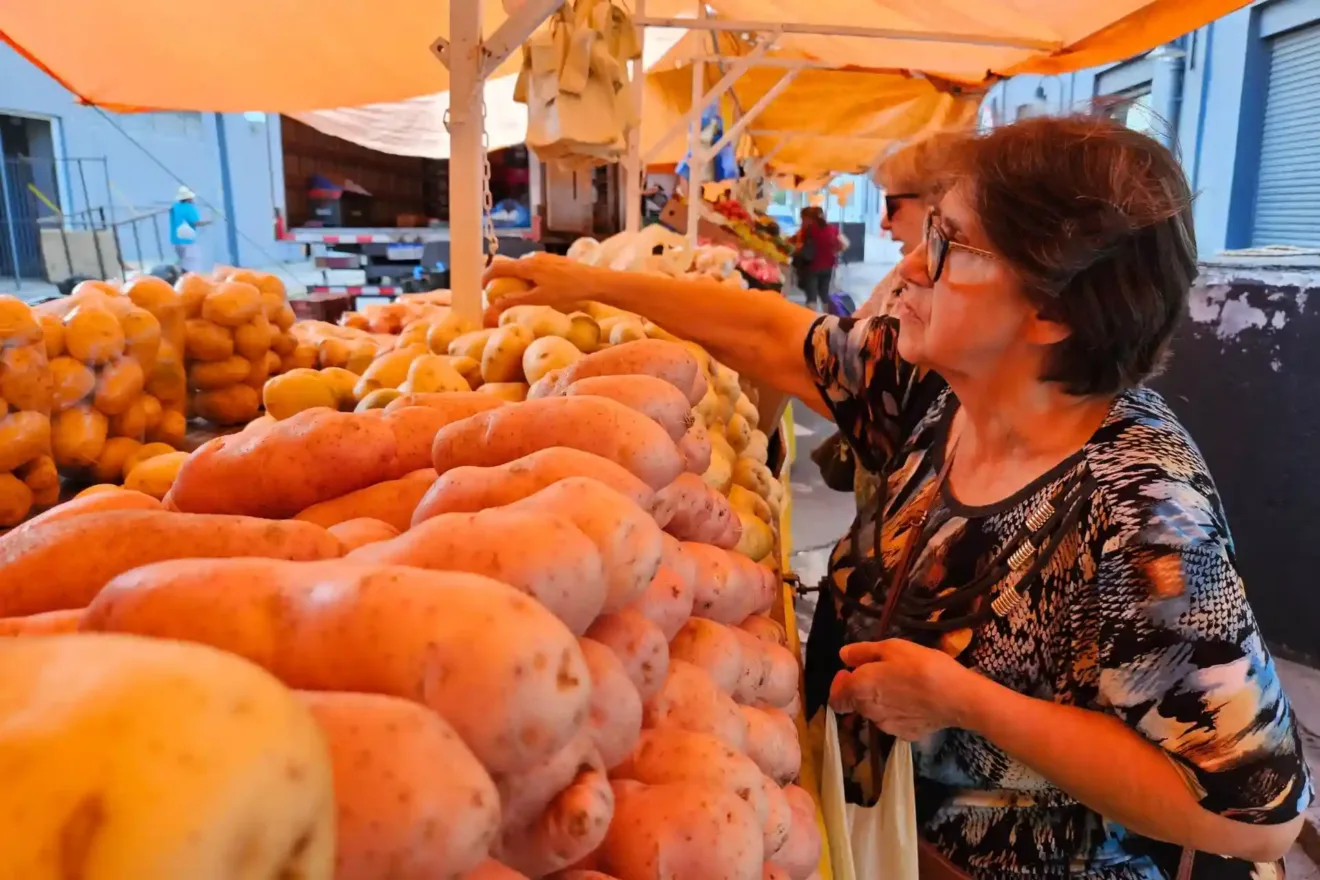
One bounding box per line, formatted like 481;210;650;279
0;472;33;526
397;320;433;350
0;345;53;414
108;396;150;442
94;436;143;484
63;305;126;366
144;341;187;405
477;382;530;402
484;276;533;303
184;318;234;361
188;355;251;391
354;344;428;398
37;312;64;359
201;281;263;327
139;395;163;434
404;355;471;394
443;355;483;389
48;356;96;411
124;450;191;499
52;405;109;470
234;313;274;362
120;307;162;373
447;328;497;361
0;296;42;349
263;369;338;420
270;330;297;357
608;320;648;345
480;324;535;383
500;305;572;338
522;336;583;384
94;358;147;416
122;441;177;479
18;454;59;493
76;483;125;499
0;412;52;474
354;388;403;412
565;312;601;352
193;384;261;425
0;634;336;880
319;367;360;410
317;337;351;369
148;408;187;447
427;312;478;354
342;340;377;374
273;302;297;332
282;342;319;373
733;510;775;561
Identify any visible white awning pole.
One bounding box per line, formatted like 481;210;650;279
685;2;707;246
632;16;1060;51
624;0;648;234
446;0;486;323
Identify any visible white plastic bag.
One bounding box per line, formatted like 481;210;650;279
823;709;919;880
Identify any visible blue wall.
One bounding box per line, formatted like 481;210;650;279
984;0;1320;258
0;45;292;274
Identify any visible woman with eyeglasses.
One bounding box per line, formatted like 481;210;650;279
484;115;1311;878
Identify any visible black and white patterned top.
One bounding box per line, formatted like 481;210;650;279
802;315;1314;879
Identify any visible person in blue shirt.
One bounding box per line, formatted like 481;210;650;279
169;186;208;273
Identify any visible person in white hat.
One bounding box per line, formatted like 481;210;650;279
169;185;208;273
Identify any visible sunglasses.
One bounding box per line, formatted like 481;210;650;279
883;193;919;220
923;210;997;283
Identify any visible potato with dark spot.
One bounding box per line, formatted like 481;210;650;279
299;691;498;880
0;634;334;879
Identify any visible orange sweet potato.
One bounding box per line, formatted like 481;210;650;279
643;660;747;753
561;375;694;441
325;518;399;552
295;468;436;531
432;396;683;491
579;637;642;769
413;447;654;525
741;704;801;786
596;781;763;880
166;407;398;518
85;559;591;774
654;473;741;548
677;419;713;474
0;510;342;617
0;488;162;549
349;508;607;636
462;862;528;880
537;339;706;405
585;609;669;701
628;565;694;642
502;478;663;613
769;785;822;880
0;609;82;636
300;691;499;880
501;760;614;878
686;543;777;624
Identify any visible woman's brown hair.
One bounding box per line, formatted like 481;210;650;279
943;115;1197;396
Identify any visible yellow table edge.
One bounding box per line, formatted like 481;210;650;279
778;403;835;880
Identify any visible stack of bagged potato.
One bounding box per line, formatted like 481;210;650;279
21;278;195;502
0;295;57;526
180;268;301;426
0;322;819;878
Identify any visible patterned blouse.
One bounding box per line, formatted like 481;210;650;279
801;314;1314;879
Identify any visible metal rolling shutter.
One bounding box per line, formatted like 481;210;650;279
1252;24;1320;247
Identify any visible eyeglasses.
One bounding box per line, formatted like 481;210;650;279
883;193;919;220
923;210;997;283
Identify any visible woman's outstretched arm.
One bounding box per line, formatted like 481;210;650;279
485;254;829;414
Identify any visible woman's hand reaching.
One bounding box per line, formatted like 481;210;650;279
482;253;609;322
829;639;976;740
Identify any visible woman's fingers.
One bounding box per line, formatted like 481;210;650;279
839;640;895;668
829;669;858;714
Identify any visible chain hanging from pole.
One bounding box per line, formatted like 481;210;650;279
481;90;501;264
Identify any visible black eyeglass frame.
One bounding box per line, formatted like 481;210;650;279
922;210;998;283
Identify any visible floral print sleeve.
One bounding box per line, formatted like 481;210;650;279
1091;488;1313;824
803;314;922;475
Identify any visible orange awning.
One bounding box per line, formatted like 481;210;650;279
2;0;1247;113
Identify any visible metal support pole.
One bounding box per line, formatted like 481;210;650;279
632;16;1060;52
624;0;647;234
447;0;486;323
685;3;706;247
705;71;799;158
644;38;776;165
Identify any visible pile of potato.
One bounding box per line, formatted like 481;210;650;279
0;295;58;526
180;269;300;426
0;330;818;879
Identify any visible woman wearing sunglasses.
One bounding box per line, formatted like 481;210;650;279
485;115;1311;878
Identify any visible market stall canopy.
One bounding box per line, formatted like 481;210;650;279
2;0;1246;114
